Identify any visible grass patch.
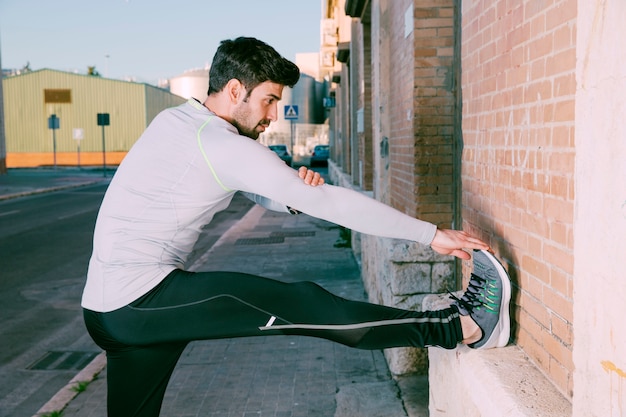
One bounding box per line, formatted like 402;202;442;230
41;411;63;417
71;380;90;393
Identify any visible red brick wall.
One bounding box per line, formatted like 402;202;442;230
461;0;576;396
412;2;456;227
360;22;374;191
387;0;418;216
386;0;456;227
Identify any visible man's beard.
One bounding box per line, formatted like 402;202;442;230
232;106;268;140
233;120;263;139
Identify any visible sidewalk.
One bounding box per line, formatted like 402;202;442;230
1;168;427;417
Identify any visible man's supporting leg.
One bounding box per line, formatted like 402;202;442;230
105;343;187;417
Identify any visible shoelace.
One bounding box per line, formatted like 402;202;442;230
449;273;488;314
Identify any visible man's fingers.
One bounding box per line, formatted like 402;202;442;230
297;167;325;186
452;249;471;260
311;172;324;186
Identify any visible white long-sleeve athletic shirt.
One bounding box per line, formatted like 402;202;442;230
82;99;437;312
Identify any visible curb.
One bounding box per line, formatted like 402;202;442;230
0;180;105;201
33;352;107;417
187;204;265;270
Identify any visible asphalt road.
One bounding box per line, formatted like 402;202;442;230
0;184;254;417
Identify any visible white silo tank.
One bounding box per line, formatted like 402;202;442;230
169;67;210;101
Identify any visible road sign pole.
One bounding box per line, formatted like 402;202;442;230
52;128;57;171
101;125;106;177
290;120;295;156
48;114;59;171
97;113;110;178
284;105;299;159
73;128;84;169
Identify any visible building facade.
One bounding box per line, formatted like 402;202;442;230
323;0;626;415
2;69;185;168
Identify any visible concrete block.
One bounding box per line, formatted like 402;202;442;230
392;293;427;312
423;291;459;311
385;347;428;375
388;241;455;263
395;375;429;417
431;262;455;292
390;262;432;294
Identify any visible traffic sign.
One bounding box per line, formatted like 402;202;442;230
73;128;84;141
284;105;299;120
48;114;60;130
97;113;110;126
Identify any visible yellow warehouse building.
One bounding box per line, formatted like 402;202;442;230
2;69;186;167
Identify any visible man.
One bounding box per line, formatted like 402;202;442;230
82;37;511;417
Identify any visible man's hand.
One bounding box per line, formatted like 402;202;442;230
298;166;325;186
430;229;491;260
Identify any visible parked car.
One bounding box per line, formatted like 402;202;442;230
310;145;329;166
268;144;292;166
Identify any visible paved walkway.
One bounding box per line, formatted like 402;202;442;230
0;168;427;417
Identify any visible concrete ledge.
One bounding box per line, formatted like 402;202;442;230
423;293;571;417
428;345;572;417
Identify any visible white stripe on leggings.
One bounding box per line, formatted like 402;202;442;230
258;312;458;331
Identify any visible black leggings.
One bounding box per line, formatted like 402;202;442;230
83;269;462;417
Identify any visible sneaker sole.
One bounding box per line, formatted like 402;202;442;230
475;250;511;349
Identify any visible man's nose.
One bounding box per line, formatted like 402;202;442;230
267;102;278;122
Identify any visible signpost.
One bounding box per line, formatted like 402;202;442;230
284;105;298;157
48;114;60;170
73;128;84;168
97;113;110;177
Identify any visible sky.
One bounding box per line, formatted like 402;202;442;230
0;0;322;85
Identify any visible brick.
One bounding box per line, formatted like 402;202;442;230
543;286;573;323
517;327;549;369
542;331;574;370
550;313;573;346
522;270;546;302
553;24;574;51
546;1;577;30
554;98;575;122
546;49;576;76
551;268;573;299
528;34;553;60
548;357;573;398
519;290;550;329
522;254;551;284
415;18;454;29
544;196;573;223
548;221;569;248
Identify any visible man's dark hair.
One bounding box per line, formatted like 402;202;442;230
207;37;300;96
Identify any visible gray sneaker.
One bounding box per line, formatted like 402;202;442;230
451;250;511;349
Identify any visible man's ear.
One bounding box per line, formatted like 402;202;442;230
226;79;244;103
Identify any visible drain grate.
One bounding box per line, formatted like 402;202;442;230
235;236;285;245
270;231;316;238
27;351;98;371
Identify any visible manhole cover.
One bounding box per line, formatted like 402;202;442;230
270;231;316;238
235;236;285;245
27;351;98;371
